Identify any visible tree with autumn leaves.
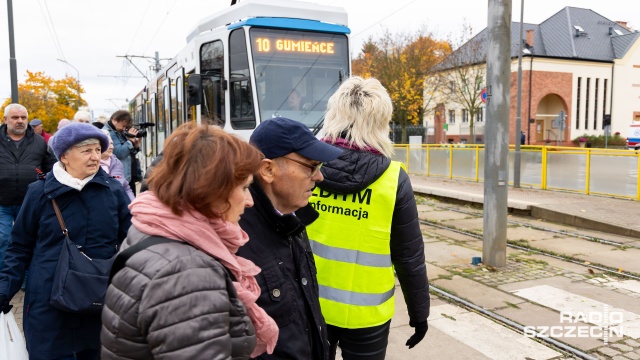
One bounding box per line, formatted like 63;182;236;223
1;71;85;134
352;27;451;143
426;24;487;144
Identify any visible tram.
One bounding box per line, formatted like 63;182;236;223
128;0;351;171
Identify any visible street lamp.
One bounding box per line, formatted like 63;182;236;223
57;58;81;110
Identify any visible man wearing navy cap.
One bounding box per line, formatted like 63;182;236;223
238;117;342;360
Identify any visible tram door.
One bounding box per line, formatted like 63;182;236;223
200;40;226;127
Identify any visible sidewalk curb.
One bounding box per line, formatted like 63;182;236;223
530;206;640;238
413;185;638;239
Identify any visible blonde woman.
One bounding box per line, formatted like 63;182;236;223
307;76;429;359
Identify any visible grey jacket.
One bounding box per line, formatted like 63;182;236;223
101;227;256;359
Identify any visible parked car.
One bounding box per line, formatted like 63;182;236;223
626;121;640;150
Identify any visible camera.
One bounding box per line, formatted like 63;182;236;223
125;130;147;138
124;122;155;138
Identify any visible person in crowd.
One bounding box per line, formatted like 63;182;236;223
287;89;303;111
101;125;278;359
237;117;343;360
0;104;56;270
138;119;211;193
104;110;141;195
100;130;134;200
73;110;92;123
0;123;131;360
92;114;108;129
57;118;71;131
307;76;430;359
30;118;52;143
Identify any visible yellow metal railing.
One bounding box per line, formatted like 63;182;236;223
392;144;640;200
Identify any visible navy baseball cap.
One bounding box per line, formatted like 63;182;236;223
250;117;342;162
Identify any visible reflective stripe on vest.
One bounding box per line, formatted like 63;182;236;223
309;240;392;268
307;161;401;329
318;285;395;306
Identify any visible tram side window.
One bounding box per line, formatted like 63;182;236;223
200;41;225;126
157;80;166;153
169;77;182;131
229;28;255;129
148;96;157;158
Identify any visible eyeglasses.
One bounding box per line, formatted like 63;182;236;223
281;156;322;177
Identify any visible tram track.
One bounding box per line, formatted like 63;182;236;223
429;203;636;250
418;218;640;282
417;205;637;359
412;196;639;357
429;284;598;360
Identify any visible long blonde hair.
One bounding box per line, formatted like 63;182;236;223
323;76;394;157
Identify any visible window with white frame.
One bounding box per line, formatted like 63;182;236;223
476;108;484;122
448;109;455;123
462;109;469;123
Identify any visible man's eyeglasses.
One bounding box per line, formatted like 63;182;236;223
281;156;322;177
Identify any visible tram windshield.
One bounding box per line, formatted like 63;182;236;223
250;28;349;129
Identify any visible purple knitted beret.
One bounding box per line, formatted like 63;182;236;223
50;123;110;160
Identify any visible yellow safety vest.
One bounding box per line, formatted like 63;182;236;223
307;161;401;329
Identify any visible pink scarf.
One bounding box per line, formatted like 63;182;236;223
129;191;278;357
321;137;382;154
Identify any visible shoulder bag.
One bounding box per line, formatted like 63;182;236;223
49;199;117;314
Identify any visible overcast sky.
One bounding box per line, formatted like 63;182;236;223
0;0;634;118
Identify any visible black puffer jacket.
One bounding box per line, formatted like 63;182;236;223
317;148;430;324
238;182;330;360
0;125;56;205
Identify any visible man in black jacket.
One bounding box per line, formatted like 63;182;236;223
238;117;342;360
0;104;56;269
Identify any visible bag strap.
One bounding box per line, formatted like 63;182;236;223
51;199;68;236
109;236;178;282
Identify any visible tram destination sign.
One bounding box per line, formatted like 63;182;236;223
254;37;336;55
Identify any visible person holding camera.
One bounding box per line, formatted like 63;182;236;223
105;110;141;196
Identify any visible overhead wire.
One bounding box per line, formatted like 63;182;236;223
125;0;153;55
141;0;180;56
349;0;420;40
37;0;66;64
108;0;158;110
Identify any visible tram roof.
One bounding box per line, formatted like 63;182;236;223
186;0;348;42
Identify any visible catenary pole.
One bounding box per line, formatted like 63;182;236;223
514;0;524;188
7;0;19;103
483;0;511;267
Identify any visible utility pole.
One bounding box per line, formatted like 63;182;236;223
154;51;161;73
513;0;524;188
7;0;19;103
117;53;169;80
483;0;512;267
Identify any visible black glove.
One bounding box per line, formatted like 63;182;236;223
0;294;13;314
405;320;428;349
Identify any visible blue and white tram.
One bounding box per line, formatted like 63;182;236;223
129;0;351;172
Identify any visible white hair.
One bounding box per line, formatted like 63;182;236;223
73;110;92;123
323;76;394;157
64;138;100;157
4;103;28;118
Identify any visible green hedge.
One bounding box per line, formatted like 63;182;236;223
572;134;626;147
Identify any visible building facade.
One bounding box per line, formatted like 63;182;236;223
425;7;640;146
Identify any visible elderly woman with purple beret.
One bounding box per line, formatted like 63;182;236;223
0;123;131;360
